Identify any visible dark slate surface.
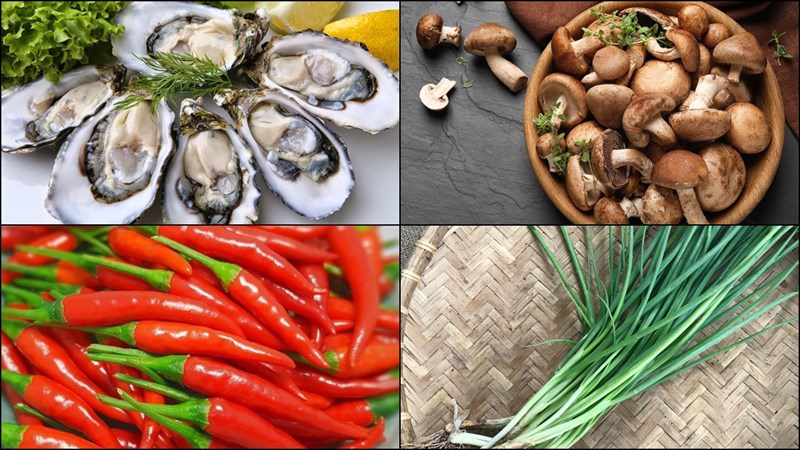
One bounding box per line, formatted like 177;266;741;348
400;1;799;225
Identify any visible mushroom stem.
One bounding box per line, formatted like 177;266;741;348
441;25;462;45
619;197;643;218
643;115;677;148
431;78;457;98
676;188;709;224
572;36;603;57
688;74;729;110
549;95;568;129
611;149;653;183
485;52;528;92
726;64;743;84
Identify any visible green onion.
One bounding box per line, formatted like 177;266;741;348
452;226;798;448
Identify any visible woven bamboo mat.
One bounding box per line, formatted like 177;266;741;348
401;226;799;448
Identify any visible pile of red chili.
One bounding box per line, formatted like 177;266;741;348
1;226;400;449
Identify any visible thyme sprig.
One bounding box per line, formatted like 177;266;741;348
582;7;668;48
768;30;793;66
534;101;564;135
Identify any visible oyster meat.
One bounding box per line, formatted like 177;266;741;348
215;88;354;219
163;98;260;224
241;31;399;134
46;95;175;224
112;1;269;75
1;65;125;153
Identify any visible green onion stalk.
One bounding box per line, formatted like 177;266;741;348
450;226;798;448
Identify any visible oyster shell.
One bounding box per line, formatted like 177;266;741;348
2;65;126;154
241;31;399;134
215;88;354;220
163;97;260;224
45;95;175;224
112;1;269;75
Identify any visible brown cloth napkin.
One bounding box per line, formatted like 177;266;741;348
506;1;799;136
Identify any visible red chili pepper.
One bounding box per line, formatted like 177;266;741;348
255;225;330;239
258;275;336;334
109;227;192;276
290;366;400;399
110;428;141;449
300;264;330;346
1;332;43;426
87;350;370;440
140;378;164;449
328;297;400;332
341;418;386;449
323;334;400;379
2;423;100;449
55;261;102;288
2;231;77;283
327;226;381;368
237;360;308;400
359;226;384;279
1;226;52;251
189;260;223;290
1;370;121;447
325;394;400;426
226;226;337;263
4;290;245;338
152;226;318;295
1;319;131;423
301;389;334;410
153;236;330;368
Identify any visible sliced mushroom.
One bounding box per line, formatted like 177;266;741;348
566;155;605;211
416;13;462;50
566;121;603;154
586;84;634;129
641;184;683;224
651;149;709;224
537;73;587;129
464;23;528;92
645;28;700;72
669;109;731;142
725;102;771;154
622;94;677;148
419;78;457;111
703;23;730;50
712;32;766;83
631;60;691;104
551;26;603;76
677;4;709;40
594;196;642;224
591;129;654;190
695;142;745;212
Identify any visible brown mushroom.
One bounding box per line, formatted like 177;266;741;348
617;44;647;86
591;129;654;190
592;46;630;81
594;197;642;224
692;44;712;86
622;94;677;148
669;109;731;142
712;32;766;83
536;132;566;173
703;23;730;50
551;26;603;76
416;13;462;50
566;121;603;155
620;7;674;30
419;78;457;111
645;28;700;72
725;102;771;154
641;184;683;224
677;4;709;40
565;155;605;211
586;84;634;129
464;23;528;92
537;73;587;129
685;74;730;110
695;143;745;212
631;60;691;104
651;149;709;224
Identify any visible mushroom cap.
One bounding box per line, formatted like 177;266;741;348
713;32;766;74
552;26;590;76
586;84;634;129
536;132;560;159
591;129;629;189
538;73;588;129
642;184;683;223
692;44;712;85
593;197;630;224
652;149;708;189
416;13;444;49
695;143;745;212
464;22;516;56
665;28;700;72
566;120;603;154
678;4;709;40
622;93;676;148
593;46;629;80
565;156;600;211
627;43;647;69
631;60;691;104
725;102;771;154
703;23;730;50
669;109;731;142
643;142;667;164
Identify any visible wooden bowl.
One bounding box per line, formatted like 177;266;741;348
524;1;785;224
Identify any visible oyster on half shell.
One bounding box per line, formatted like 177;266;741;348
2;65;126;154
215;88;354;220
46;94;175;224
241;31;399;134
163;97;260;224
112;1;269;75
